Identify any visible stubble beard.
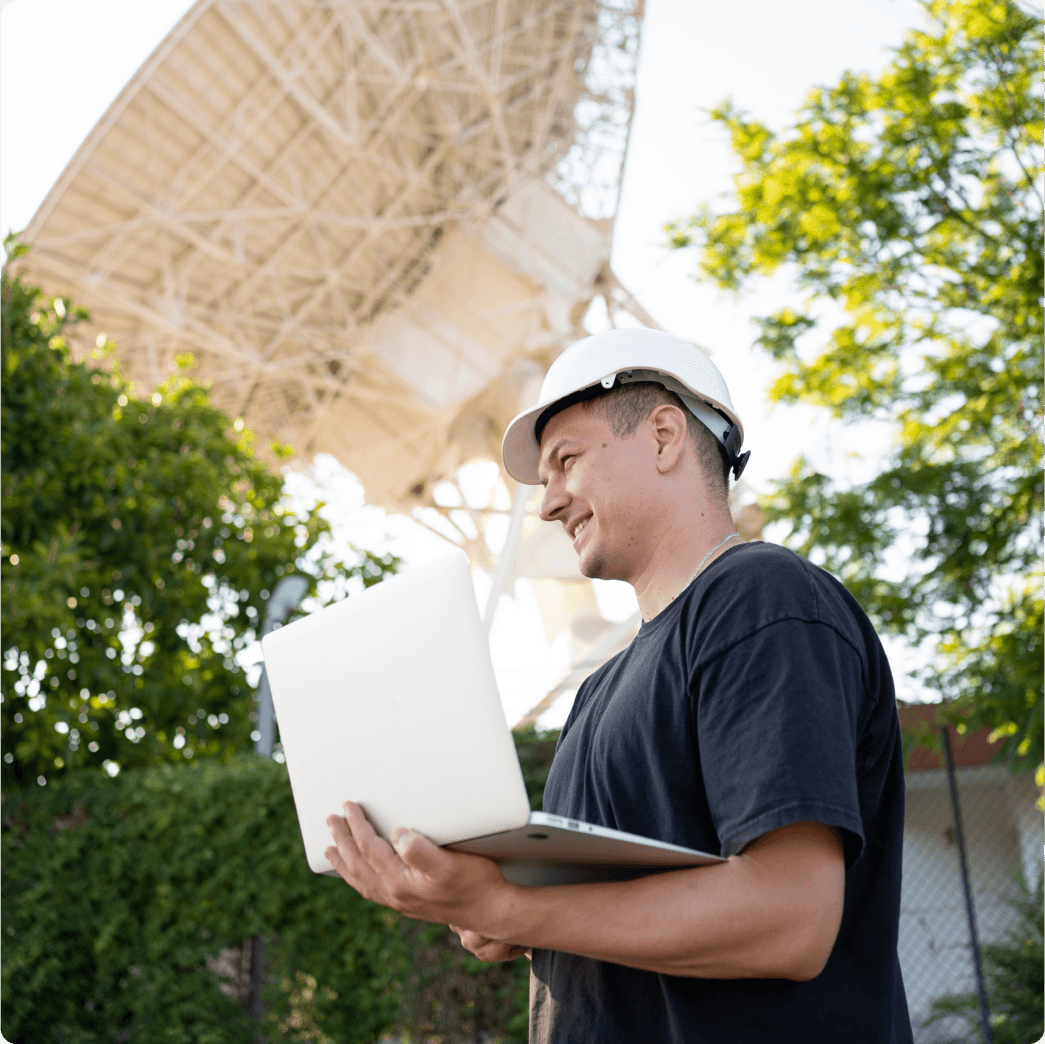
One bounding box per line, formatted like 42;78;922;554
578;543;611;582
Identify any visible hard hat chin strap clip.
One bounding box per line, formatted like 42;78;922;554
678;390;750;481
723;422;750;480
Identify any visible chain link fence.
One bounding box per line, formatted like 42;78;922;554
899;730;1043;1043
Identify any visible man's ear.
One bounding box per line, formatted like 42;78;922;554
649;404;689;473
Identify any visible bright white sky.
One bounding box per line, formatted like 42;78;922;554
0;0;935;720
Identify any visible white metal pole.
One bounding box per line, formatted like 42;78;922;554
482;484;532;635
254;574;309;757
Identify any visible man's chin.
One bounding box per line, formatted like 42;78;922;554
577;550;610;582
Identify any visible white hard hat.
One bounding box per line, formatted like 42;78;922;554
502;328;749;484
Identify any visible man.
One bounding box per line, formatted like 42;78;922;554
325;329;913;1042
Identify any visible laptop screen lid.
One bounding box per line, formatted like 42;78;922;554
261;550;531;875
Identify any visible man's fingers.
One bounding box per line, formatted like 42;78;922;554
325;813;392;902
342;802;400;873
325;844;348;877
454;929;527;963
327;812;362;858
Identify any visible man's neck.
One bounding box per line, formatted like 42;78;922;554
630;512;740;622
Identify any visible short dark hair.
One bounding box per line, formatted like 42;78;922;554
537;381;730;496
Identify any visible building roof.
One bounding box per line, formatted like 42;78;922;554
898;702;1007;772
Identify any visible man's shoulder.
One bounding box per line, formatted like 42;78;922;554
703;541;826;605
689;541;874;652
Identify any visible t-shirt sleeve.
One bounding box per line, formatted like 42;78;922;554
694;617;868;867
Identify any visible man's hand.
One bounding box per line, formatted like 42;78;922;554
324;801;513;931
449;925;531;963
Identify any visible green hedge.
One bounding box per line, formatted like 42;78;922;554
1;729;558;1043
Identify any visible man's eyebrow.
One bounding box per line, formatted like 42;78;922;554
537;435;576;486
540;435;578;466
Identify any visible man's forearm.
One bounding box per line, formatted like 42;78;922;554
483;821;844;980
325;804;843;981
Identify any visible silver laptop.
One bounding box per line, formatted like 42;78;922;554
261;550;723;886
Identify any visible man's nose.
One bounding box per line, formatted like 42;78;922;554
539;480;569;522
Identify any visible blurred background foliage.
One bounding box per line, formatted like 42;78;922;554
1;244;398;788
1;730;557;1044
667;0;1044;775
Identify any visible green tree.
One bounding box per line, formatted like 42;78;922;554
668;0;1043;774
1;250;399;788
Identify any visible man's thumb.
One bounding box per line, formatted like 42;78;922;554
392;828;444;873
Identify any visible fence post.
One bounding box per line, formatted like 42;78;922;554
246;575;310;1030
940;725;992;1044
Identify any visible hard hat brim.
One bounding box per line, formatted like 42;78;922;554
502;399;557;484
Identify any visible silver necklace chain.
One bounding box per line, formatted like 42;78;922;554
684;532;742;591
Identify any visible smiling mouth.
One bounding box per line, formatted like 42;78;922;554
570;518;590;543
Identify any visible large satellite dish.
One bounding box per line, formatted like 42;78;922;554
20;0;647;514
20;0;763;723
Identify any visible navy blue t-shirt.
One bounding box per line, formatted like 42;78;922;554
529;542;912;1043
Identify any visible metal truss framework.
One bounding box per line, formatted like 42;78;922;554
22;0;645;522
